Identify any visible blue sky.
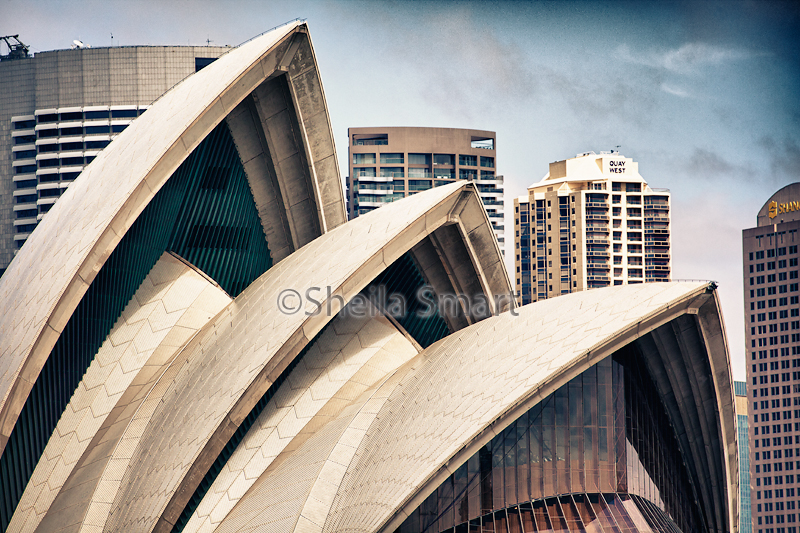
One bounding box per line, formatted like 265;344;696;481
4;0;799;379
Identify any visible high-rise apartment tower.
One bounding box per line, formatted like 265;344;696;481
743;182;800;533
514;151;671;305
347;127;505;255
0;41;231;275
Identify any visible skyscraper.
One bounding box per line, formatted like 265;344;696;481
514;151;671;305
346;126;505;256
737;380;753;533
743;182;800;533
0;40;231;275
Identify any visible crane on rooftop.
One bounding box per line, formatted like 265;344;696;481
1;35;30;61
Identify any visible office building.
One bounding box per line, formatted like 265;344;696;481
743;182;800;533
347;127;505;256
737;380;753;533
0;22;737;533
0;38;231;275
514;151;671;305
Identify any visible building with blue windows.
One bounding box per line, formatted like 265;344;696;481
737;380;753;533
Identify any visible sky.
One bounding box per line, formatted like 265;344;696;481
3;0;799;380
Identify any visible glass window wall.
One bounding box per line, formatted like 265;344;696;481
396;350;707;533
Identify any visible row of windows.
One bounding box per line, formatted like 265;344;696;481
352;153;494;168
755;434;800;448
751;300;800;313
751;276;800;288
755;462;800;473
37;124;128;138
754;423;800;435
753;336;800;348
37;140;111;152
757;487;797;500
36;156;96;169
756;449;798;461
752;259;800;272
753;398;800;411
755;511;797;525
34;108;144;123
754;385;800;398
751;294;800;306
752;273;800;289
752;347;800;361
753;308;800;322
757;475;798;487
753;409;800;425
12;109;145;130
754;360;800;372
750;247;799;261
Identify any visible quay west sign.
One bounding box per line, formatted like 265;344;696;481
607;159;626;174
769;200;800;219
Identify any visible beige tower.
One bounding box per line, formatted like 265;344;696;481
514;151;671;305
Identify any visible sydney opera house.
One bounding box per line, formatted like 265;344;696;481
0;21;739;533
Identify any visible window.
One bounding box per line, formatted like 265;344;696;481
195;57;217;71
13;150;36;160
84;110;109;120
433;154;453;166
480;156;494;168
111;109;138;119
353;153;376;165
60;127;83;136
408;153;430;165
14;135;36;145
60;111;82;121
85;125;110;135
380;167;404;178
408;179;431;191
14;119;36;129
458;154;477;166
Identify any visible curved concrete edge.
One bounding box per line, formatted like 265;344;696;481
376;283;719;533
182;302;418;533
101;182;507;532
299;282;727;532
288;27;348;233
6;253;231;533
0;21;305;456
696;289;738;533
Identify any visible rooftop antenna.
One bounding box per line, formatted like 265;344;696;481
206;36;213;46
111;32;114;46
0;35;30;61
615;145;621;153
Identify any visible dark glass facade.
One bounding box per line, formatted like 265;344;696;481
0;122;271;531
396;350;706;533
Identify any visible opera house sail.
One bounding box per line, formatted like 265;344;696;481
0;21;738;533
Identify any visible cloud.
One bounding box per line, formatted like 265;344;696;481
686;148;739;177
660;83;691;98
389;8;537;120
758;136;800;178
617;42;766;75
